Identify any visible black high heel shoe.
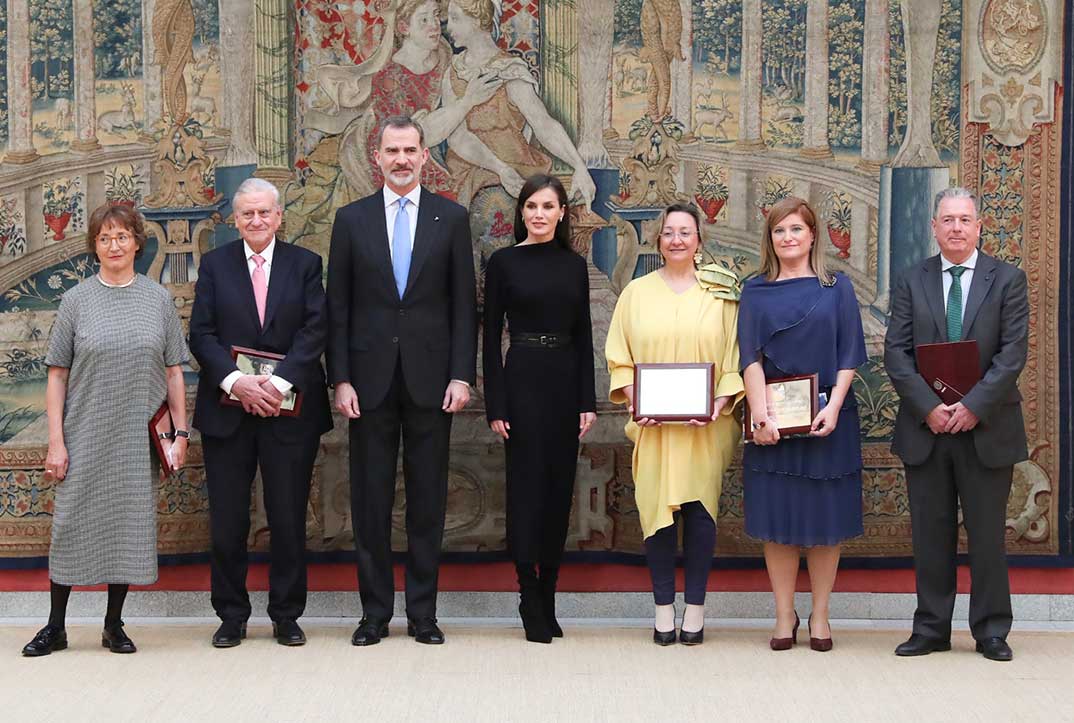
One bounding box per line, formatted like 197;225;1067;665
679;627;704;645
769;612;800;651
517;564;552;644
653;627;677;645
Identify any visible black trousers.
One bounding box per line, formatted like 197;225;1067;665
905;433;1014;641
350;360;452;621
644;501;716;606
203;417;318;623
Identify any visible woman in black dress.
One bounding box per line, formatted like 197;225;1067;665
482;174;597;643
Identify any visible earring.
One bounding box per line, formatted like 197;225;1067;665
694;251;703;266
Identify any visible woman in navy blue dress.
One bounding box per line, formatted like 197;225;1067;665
738;196;867;652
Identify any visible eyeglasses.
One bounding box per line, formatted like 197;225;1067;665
660;230;697;241
96;233;134;247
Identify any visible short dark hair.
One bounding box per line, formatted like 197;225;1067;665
86;203;147;259
513;174;573;252
376;114;425;148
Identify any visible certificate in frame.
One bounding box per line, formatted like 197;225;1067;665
743;373;819;442
220;346;303;416
632;362;714;423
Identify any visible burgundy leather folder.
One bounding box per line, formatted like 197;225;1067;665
915;340;980;405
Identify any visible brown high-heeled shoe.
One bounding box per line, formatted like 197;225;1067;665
808;613;833;652
769;612;799;651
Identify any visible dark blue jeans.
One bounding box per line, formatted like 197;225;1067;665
644;501;716;606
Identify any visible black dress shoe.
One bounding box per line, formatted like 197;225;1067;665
407;618;445;645
894;633;952;656
351;617;389;646
272;619;307;646
679;627;704;646
101;622;137;654
212;620;247;648
976;637;1013;661
653;628;676;646
22;626;68;657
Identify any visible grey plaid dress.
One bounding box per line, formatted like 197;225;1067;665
44;275;189;585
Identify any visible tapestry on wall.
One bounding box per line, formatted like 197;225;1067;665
0;0;1068;564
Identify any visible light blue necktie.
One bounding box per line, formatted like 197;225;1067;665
392;197;412;297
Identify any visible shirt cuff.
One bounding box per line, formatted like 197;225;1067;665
219;371;242;395
269;375;293;394
450;379;470;388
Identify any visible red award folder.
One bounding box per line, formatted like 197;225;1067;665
149;403;178;477
915;340;980;405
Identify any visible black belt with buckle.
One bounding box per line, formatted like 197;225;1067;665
509;332;573;349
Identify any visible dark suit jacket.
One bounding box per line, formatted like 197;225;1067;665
189;238;332;442
884;251;1029;468
325;187;477;409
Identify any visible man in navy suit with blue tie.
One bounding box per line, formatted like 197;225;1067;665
327;115;477;646
190;178;332;648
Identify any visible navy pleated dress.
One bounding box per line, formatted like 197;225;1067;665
737;272;867;546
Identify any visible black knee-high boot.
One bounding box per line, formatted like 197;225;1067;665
538;565;563;638
516;562;552;644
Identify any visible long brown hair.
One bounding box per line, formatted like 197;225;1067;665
758;196;831;283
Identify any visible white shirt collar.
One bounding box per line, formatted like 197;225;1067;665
383;185;422;210
243;237;277;265
940;248;977;271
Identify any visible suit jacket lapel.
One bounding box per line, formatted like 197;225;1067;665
960;252;996;339
232;242;261;332
402;188;438;299
922;255;948;341
367;191;398;298
261;239;293;333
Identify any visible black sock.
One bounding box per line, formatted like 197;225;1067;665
48;581;72;629
105;584;129;628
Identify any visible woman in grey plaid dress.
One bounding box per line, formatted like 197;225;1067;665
22;204;190;657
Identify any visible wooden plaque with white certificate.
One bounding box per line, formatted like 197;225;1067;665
633;363;714;423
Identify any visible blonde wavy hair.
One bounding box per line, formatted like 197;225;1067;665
452;0;496;32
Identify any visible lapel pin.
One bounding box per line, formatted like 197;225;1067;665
434;216;440;222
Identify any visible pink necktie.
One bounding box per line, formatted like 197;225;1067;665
251;254;267;325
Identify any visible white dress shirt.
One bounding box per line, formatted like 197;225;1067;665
940;248;977;324
383;185;422;261
219;238;293;396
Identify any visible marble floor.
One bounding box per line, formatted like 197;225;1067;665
3;619;1072;722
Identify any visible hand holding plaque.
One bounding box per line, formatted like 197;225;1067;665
743;373;820;443
632;363;715;424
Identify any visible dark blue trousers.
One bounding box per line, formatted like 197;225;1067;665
643;501;716;606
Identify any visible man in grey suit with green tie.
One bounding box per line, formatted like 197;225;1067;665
884;187;1029;662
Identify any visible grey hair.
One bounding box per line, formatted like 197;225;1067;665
376;114;425;148
233;177;281;209
933;187;979;218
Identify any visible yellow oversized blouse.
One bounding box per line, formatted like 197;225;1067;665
605;267;744;539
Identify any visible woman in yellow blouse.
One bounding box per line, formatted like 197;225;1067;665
606;203;743;645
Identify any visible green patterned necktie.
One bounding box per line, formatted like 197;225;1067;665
946;265;966;342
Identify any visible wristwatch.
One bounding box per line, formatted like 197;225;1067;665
173;429;190;439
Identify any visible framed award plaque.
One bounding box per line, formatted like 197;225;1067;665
220;346;303;416
743;373;819;442
632;363;714;423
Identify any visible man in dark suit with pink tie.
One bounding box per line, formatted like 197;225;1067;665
884;187;1029;661
190;178;332;648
